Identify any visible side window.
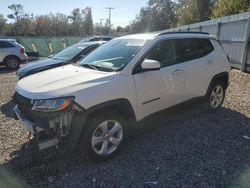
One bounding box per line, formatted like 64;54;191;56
145;40;175;67
174;38;214;63
0;41;15;48
174;39;191;63
189;39;214;59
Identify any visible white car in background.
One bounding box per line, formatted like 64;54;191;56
0;39;28;69
13;32;230;160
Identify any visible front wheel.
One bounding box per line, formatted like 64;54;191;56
204;81;226;110
78;111;128;160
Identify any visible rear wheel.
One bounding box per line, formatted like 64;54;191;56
204;81;226;110
78;110;128;160
5;56;20;69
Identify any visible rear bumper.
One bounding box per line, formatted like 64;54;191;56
20;59;28;64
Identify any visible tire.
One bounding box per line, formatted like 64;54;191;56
5;56;20;70
78;110;128;160
204;81;226;110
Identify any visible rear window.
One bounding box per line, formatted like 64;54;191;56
174;38;214;63
0;41;15;48
89;38;102;42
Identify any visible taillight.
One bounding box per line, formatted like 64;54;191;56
20;48;25;54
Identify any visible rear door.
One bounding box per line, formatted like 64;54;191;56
0;41;16;62
133;39;186;119
173;38;215;100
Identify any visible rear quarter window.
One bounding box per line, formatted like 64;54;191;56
174;38;214;63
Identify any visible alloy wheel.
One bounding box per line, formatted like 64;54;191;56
210;85;224;108
91;119;123;156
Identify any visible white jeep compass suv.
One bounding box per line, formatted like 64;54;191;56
14;32;230;160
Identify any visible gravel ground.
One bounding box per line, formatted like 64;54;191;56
0;66;250;188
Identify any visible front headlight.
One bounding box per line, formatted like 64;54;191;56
32;96;74;112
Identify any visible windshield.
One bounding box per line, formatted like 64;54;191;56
52;44;87;61
79;39;148;72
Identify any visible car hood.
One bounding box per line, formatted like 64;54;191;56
17;58;65;77
16;64;115;99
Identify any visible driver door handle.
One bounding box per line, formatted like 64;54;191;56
172;68;184;75
205;60;213;65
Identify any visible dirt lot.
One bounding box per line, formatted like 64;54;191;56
0;67;250;188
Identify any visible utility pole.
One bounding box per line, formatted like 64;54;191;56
99;19;104;35
106;7;114;34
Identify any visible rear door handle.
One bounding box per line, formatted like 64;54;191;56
205;60;213;65
172;69;184;75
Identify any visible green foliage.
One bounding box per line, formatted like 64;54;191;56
1;4;95;36
1;1;250;37
68;8;84;35
82;7;94;35
177;0;216;25
49;13;70;36
93;19;112;35
129;0;177;33
0;15;7;35
35;15;53;36
212;0;250;18
7;4;23;21
11;17;35;36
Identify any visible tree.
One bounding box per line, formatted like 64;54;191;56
35;15;53;36
0;15;7;35
7;4;24;21
129;0;177;33
177;0;215;25
116;26;122;32
68;8;84;35
14;17;35;36
212;0;250;18
6;4;36;36
49;13;70;36
82;7;93;35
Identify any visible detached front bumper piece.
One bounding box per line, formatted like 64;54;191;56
14;104;69;150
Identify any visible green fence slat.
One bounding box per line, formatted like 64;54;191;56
11;36;83;57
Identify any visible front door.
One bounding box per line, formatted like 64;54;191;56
133;39;186;120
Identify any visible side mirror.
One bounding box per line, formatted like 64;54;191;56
141;59;161;71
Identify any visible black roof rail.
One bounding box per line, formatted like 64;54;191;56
158;31;210;36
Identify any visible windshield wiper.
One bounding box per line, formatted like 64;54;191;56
81;64;99;70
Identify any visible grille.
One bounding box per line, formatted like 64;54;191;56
14;92;35;121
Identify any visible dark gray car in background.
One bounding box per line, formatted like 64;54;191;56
17;41;106;79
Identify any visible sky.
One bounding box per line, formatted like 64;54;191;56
0;0;148;27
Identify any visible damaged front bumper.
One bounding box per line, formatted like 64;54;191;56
13;104;75;150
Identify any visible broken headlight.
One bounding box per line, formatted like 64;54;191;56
32;96;74;112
